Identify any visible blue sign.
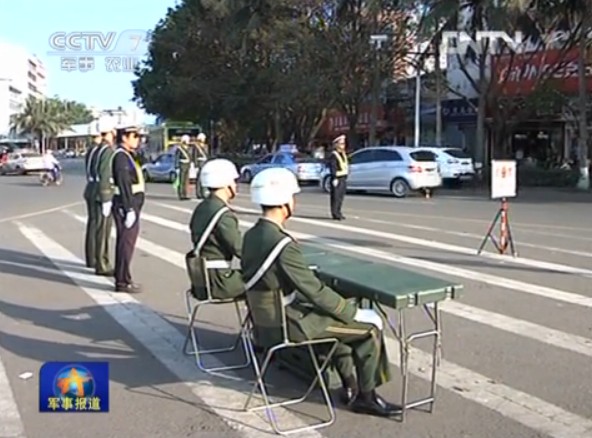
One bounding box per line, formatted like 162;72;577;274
442;98;478;123
39;362;109;413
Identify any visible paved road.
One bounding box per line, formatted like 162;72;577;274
1;166;592;438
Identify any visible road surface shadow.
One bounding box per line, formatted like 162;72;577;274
413;255;571;275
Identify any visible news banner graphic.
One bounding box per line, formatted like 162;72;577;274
477;160;518;257
39;361;109;413
47;30;150;73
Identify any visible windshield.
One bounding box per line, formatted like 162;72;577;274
444;148;471;159
410;151;436;162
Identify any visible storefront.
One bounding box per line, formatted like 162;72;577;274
442;98;480;160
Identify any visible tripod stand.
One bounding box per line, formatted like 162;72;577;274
477;197;517;256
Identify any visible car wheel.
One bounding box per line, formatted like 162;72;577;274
242;170;252;183
322;175;331;193
143;170;150;182
390;178;410;198
169;171;177;183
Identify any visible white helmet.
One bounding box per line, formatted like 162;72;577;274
98;118;115;134
199;158;239;189
250;168;300;206
181;134;190;144
197;133;206;142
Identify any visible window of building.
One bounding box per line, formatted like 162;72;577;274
28;83;37;92
28;72;36;82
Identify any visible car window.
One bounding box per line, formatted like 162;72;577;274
22;153;41;158
444;148;471;159
349;149;375;164
162;154;173;162
293;153;320;163
374;149;403;162
258;154;273;164
273;154;288;164
409;150;437;162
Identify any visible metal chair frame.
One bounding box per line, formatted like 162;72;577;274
243;290;339;435
182;257;251;373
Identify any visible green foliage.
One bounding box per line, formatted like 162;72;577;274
518;167;579;187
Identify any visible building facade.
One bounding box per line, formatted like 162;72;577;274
0;40;47;136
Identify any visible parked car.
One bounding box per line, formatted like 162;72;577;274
319;146;442;198
0;150;45;175
240;151;324;183
142;150;199;183
418;147;475;183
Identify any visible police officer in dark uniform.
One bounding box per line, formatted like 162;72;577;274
328;134;349;220
83;123;104;268
111;125;145;293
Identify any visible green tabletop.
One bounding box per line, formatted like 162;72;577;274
301;243;462;309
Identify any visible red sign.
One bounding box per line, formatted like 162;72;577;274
493;49;592;96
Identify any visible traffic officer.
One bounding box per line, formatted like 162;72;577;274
186;158;243;300
193;132;209;199
242;168;398;417
111;125;144;294
328;134;349;220
83;124;103;268
92;123;117;276
174;134;192;200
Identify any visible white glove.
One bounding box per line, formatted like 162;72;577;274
175;168;180;176
101;201;112;217
353;308;384;331
332;179;338;188
124;210;137;229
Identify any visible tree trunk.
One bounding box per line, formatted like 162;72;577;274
476;53;487;165
576;19;589;190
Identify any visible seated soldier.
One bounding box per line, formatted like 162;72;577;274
241;167;399;417
186;158;244;300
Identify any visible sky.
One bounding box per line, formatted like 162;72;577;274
0;0;177;122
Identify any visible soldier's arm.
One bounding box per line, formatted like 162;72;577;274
278;242;356;323
328;153;337;177
215;211;242;257
112;153;134;211
174;149;180;169
98;149;115;202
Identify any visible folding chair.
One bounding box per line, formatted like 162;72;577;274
243;290;339;435
182;257;251;373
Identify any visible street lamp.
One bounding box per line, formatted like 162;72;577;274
369;34;388;147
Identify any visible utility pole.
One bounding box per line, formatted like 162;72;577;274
369;34;388;147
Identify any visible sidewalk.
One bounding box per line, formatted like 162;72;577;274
441;185;592;203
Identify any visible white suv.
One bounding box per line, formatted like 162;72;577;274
320;146;442;198
418;147;475;182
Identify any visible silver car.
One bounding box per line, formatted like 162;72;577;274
240;151;324;183
319;146;442;198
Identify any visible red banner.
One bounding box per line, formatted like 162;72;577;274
493;48;592;96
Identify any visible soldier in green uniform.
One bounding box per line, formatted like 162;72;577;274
186;158;243;300
174;135;192;200
83;124;103;268
92;123;117;276
193;133;209;199
242;167;398;417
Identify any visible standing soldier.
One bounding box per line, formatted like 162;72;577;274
328;134;349;220
92;123;117;276
83;123;103;269
174;134;192;200
111;125;145;294
193;132;209;199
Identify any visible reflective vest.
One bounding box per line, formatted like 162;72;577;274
111;148;145;195
178;145;190;163
332;151;349;177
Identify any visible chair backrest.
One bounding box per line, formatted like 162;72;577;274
246;288;291;348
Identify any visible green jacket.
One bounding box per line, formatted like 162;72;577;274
175;144;191;169
188;196;243;300
192;144;208;166
83;144;100;201
241;218;357;348
95;143;115;202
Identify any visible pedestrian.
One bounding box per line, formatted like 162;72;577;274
83;126;103;269
193;133;209;199
328;134;349;220
242;167;398;417
174;135;192;200
92;122;117;276
111;125;144;293
186;158;243;300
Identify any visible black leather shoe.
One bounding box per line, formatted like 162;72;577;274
332;216;342;221
339;215;346;220
115;283;142;294
339;386;358;406
350;391;401;417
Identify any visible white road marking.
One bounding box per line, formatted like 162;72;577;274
152;203;592;310
20;221;323;438
0;202;83;224
138;210;592;359
0;352;26;438
69;208;592;438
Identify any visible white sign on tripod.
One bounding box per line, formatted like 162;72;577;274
491;160;517;199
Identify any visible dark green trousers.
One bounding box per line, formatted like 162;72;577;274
84;185;98;269
95;203;113;274
195;165;208;199
319;320;392;393
177;164;189;199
